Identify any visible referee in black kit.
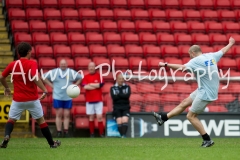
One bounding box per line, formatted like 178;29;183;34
110;73;131;138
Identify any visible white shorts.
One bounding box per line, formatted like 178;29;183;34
86;102;103;115
9;100;44;120
189;90;212;114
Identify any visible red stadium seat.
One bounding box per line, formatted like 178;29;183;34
114;9;132;20
165;57;183;64
138;82;157;94
86;32;103;45
125;45;143;57
58;0;76;8
135;21;153;33
118;20;136;32
143;45;161;57
200;10;218;21
128;83;137;93
147;57;163;70
155;83;174;93
41;0;58;8
65;20;82;33
144;105;160;112
47;20;64;33
222;22;240;34
50;32;68;45
110;0;128;8
218;10;236;22
101;82;113;94
232;46;240;58
227;34;240;45
152;21;171;33
170;21;188;33
187;21;205;34
68;32;85;45
29;20;47;33
89;45;108;57
74;117;89;129
76;0;93;8
214;0;231;9
72;94;86;105
111;57;129;70
73;106;86;116
160;94;180;103
130;94;143;106
214;94;236;104
71;45;89;57
162;0;179;9
32;32;50;45
166;9;184;21
157;33;175;45
205;22;223;34
26;8;43;20
53;45;71;58
173;83;192;94
163;105;176;112
8;8;26;21
35;45;53;58
230;0;240;9
178;45;190;58
97;8;114;20
145;0;162;9
11;20;29;33
139;32;157;45
93;57;111;72
174;33;192;45
107;45;125;57
23;0;40;8
129;57;147;70
100;20;118;32
148;9;166;21
61;8;79;20
38;57;56;70
130;105;142;112
207;105;228;113
196;0;214;9
201;45;214;53
103;32;121;45
128;0;145;9
131;9;149;21
94;0;111;8
218;58;237;70
179;0;196;9
14;32;32;46
82;20;100;32
192;34;210;45
121;32;139;45
143;93;160;105
209;34;227;45
79;9;97;20
43;8;61;21
161;45;179;57
183;10;201;21
56;57;74;69
6;0;23;9
74;57;91;70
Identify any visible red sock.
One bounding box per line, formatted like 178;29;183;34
89;121;95;134
98;121;104;135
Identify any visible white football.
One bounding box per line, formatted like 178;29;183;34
66;84;80;98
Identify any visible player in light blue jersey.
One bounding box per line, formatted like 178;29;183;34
43;59;82;137
153;37;235;147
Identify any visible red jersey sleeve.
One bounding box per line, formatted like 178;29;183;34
30;61;38;77
2;62;14;77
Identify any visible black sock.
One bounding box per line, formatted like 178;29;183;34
118;124;123;136
202;133;211;141
161;113;168;121
122;123;128;135
40;122;54;145
5;120;15;137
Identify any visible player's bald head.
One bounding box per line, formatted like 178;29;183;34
59;59;68;70
88;62;96;74
116;73;124;86
189;45;202;54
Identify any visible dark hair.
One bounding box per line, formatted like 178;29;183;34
17;42;32;57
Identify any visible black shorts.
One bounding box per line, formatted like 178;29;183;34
113;108;130;119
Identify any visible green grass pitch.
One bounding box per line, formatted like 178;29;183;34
0;138;240;160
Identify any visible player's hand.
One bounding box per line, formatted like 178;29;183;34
229;37;235;45
4;88;11;96
39;92;48;100
159;62;165;67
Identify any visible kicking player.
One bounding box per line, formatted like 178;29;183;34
110;73;131;138
82;62;105;137
153;37;235;147
0;42;61;148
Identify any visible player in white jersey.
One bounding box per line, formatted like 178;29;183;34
153;37;235;147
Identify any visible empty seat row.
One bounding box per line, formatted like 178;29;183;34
11;20;240;34
8;8;240;22
5;0;240;10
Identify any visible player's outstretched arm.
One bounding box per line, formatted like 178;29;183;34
221;37;235;55
159;62;186;71
0;75;11;96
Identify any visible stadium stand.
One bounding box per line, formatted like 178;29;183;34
2;0;240;133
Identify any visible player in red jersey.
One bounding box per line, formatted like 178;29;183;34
0;42;60;148
82;62;105;137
